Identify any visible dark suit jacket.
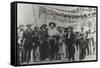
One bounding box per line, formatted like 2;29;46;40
23;29;34;49
65;32;75;46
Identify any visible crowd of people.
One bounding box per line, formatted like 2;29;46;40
17;22;96;64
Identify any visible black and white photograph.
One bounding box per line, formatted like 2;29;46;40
14;2;97;66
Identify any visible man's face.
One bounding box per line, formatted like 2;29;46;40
50;24;55;29
88;30;91;33
86;32;88;35
81;28;84;31
35;27;39;31
27;26;31;29
68;28;71;32
20;28;23;31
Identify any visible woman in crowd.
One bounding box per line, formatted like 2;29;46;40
57;26;66;61
33;26;40;62
17;23;96;63
39;24;49;61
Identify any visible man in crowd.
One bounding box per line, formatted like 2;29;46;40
85;31;90;55
22;24;34;63
39;24;49;61
75;32;80;51
48;22;58;61
92;31;96;55
65;27;75;61
32;26;40;61
79;34;88;61
88;29;93;55
80;27;85;35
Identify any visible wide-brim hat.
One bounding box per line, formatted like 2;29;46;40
18;24;24;28
49;22;56;27
40;24;47;29
26;24;32;27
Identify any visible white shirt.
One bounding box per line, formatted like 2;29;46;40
48;28;58;36
68;32;71;39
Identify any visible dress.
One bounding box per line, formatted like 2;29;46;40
58;32;66;58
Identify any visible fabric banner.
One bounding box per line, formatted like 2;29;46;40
39;6;96;23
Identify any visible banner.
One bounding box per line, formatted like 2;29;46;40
39;6;96;23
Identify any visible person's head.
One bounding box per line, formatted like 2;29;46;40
86;31;88;35
41;24;47;30
18;24;24;30
57;26;63;32
80;34;84;39
64;28;68;33
88;29;91;33
49;22;56;29
76;32;79;35
67;27;72;32
81;27;84;31
34;26;39;31
92;32;95;34
26;24;32;29
20;28;24;31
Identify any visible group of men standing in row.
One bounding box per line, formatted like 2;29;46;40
17;22;96;64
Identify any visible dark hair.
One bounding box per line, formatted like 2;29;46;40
34;26;38;30
76;32;79;34
26;24;32;27
81;27;84;29
64;28;68;32
67;27;73;31
40;24;47;29
49;22;56;27
18;24;24;28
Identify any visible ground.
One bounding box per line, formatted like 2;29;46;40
20;46;96;65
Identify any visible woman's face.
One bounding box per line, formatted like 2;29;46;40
35;27;39;31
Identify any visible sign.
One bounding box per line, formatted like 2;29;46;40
39;6;96;23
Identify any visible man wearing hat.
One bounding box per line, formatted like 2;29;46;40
80;27;85;35
48;22;58;60
22;24;34;63
79;34;88;61
39;24;49;61
32;26;40;61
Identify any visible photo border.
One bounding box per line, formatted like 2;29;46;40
11;1;98;66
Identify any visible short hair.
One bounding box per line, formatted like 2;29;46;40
67;27;73;30
81;27;84;29
49;22;56;27
64;28;68;32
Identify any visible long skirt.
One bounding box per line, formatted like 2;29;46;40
59;42;66;59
